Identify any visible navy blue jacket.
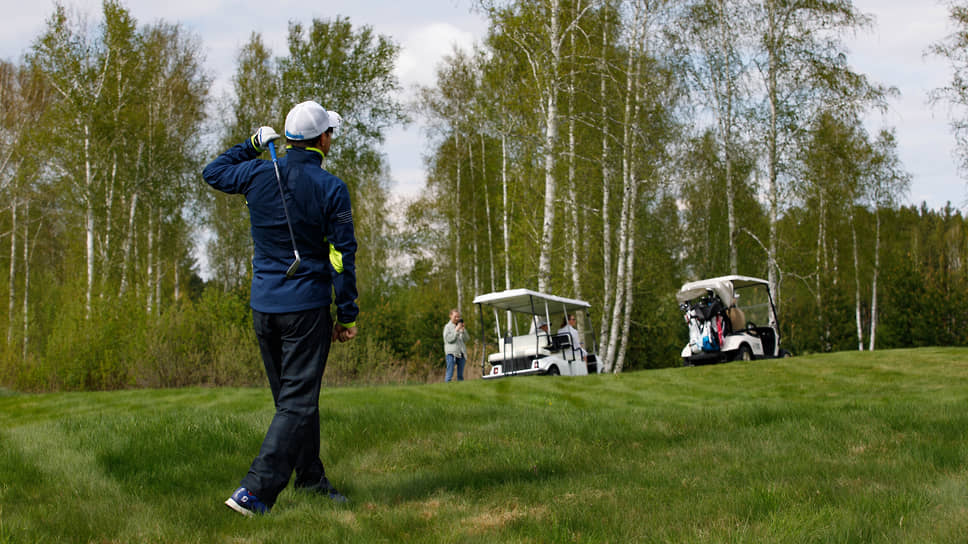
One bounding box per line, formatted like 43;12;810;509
203;140;359;326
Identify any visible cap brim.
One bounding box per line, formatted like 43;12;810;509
327;111;342;132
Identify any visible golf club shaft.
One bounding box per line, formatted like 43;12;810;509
268;141;301;278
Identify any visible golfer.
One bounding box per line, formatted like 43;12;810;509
203;100;359;516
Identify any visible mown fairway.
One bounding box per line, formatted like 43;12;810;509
1;348;967;543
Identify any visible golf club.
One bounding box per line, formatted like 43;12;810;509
268;141;301;278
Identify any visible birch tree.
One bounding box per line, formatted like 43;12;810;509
800;110;866;351
602;0;646;371
418;48;480;311
603;0;680;372
679;0;751;274
751;0;877;311
208;33;279;291
29;3;111;319
930;0;968;194
864;129;909;350
480;0;598;292
0;61;49;352
479;43;531;328
29;2;206;319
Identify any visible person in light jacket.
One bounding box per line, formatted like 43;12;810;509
443;309;470;382
557;314;586;361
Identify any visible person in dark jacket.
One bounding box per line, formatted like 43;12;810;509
203;100;358;516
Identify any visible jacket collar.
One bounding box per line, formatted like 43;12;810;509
285;145;325;165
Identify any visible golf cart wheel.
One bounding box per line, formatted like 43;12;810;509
547;365;560;376
779;349;793;358
735;345;753;362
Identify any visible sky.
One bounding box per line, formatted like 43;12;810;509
1;0;966;211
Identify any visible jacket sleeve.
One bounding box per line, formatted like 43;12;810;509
327;182;359;327
443;323;457;344
202;139;261;194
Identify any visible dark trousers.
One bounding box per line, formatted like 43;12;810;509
242;307;333;506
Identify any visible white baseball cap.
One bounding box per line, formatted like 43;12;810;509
284;100;342;141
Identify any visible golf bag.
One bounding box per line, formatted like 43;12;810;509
684;292;726;354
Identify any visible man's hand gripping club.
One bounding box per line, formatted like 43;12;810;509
251;126;281;152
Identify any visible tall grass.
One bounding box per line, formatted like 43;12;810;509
1;348;967;542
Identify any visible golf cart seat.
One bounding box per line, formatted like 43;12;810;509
547;333;572;351
488;334;547;362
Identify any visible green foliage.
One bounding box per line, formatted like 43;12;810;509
205;32;278;291
0;283;260;391
137;288;263;388
3;350;968;541
347;282;456;380
929;0;968;175
2;2;968;394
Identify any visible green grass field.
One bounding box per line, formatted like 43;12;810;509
1;348;967;543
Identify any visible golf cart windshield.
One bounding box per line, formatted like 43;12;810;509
734;283;772;327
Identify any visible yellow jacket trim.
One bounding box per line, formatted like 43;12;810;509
329;243;344;274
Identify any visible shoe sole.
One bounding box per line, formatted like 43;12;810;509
225;497;254;516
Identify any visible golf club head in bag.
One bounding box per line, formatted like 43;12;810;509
268;141;301;279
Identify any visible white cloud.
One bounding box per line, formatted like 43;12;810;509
847;0;966;209
395;22;478;90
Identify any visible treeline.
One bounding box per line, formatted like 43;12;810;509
0;1;966;391
411;0;967;371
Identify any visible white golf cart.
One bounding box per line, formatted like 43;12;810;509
472;289;598;378
676;275;791;365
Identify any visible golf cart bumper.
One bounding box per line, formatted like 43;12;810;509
483;365;544;379
681;349;727;365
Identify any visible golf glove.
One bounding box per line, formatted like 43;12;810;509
251;126;281;152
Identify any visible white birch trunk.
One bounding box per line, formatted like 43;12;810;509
766;4;780;315
482;135;496;293
537;0;561;293
606;176;632;372
604;39;638;372
718;0;738;274
850;212;864;350
816;192;825;349
155;211;161;315
598;19;613;357
119;192;138;297
614;183;639;373
468;137;480;298
613;39;645;374
567;0;582;301
22;200;29;359
103;153;117;293
146;210;154;315
869;207;880;351
502;134;512;331
85;124;95;320
455;131;464;312
8;198;16;346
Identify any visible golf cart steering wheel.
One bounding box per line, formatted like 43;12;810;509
746;321;757;330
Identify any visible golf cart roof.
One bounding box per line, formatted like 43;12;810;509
675;275;769;304
472;288;590;314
